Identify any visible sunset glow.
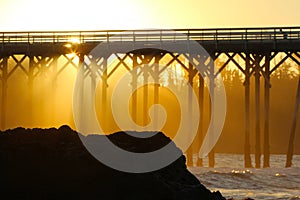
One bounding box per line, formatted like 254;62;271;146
0;0;300;31
0;1;300;199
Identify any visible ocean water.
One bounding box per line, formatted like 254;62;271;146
189;154;300;200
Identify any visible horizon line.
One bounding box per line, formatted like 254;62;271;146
1;26;300;33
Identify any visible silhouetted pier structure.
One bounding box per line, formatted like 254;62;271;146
0;27;300;168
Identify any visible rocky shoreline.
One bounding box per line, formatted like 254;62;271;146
0;125;226;199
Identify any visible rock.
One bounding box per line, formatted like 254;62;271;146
0;126;225;200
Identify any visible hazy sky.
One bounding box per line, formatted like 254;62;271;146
0;0;299;30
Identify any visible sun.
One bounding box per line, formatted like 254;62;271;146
68;38;81;44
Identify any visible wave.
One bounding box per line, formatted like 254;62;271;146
189;154;300;200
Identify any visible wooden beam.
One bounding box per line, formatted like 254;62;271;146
214;53;234;78
270;53;289;74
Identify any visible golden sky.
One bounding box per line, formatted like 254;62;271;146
0;0;299;30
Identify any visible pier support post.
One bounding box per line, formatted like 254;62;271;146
254;55;262;168
208;94;215;168
39;57;47;124
131;55;138;126
196;73;204;166
186;63;196;166
153;55;161;130
28;56;35;126
143;57;149;127
286;73;300;167
244;54;252;168
263;53;271;168
50;56;58;125
0;57;8;130
208;59;215;168
77;53;86;128
101;58;108;131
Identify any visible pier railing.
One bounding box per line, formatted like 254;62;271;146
1;27;300;44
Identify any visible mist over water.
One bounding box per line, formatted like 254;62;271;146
1;54;300;154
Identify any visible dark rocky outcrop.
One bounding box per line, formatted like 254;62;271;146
0;125;225;200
